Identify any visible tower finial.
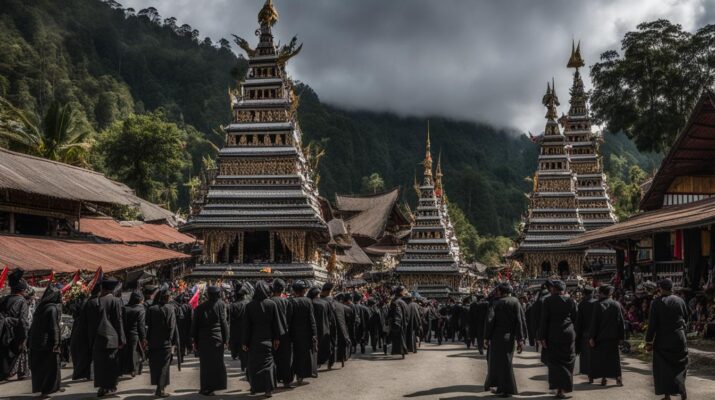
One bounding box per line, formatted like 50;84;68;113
435;149;444;197
422;121;433;184
259;0;279;27
567;39;585;69
543;78;560;131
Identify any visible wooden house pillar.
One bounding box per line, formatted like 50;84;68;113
684;228;702;290
8;212;15;234
269;232;275;263
615;248;625;288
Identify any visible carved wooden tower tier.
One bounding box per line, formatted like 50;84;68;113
182;0;329;282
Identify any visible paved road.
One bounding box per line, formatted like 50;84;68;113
3;342;715;399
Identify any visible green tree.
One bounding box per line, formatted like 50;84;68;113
591;20;715;152
0;97;92;166
476;236;512;267
361;172;385;194
98;111;187;203
448;202;480;263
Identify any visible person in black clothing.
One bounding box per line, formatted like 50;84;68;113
340;293;358;357
28;285;63;398
645;279;689;400
575;286;596;381
191;285;229;396
537;280;577;399
333;294;352;366
70;284;99;381
175;293;192;359
388;286;408;358
289;280;317;383
484;283;526;397
271;279;293;388
85;278;126;397
588;285;625;387
353;293;370;354
404;294;422;353
229;282;252;369
532;282;552;361
436;305;448;345
243;281;283;398
0;269;30;381
146;288;179;397
313;283;336;369
469;294;489;355
367;297;384;351
121;291;146;377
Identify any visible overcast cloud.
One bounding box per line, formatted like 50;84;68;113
121;0;709;135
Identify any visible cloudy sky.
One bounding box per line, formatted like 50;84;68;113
122;0;710;135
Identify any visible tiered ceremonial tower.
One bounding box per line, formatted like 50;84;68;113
183;0;329;282
396;127;461;299
516;81;585;277
561;42;617;269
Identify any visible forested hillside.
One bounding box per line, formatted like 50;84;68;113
0;0;659;240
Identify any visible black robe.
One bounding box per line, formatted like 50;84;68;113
121;303;146;376
468;300;489;351
243;283;284;394
368;304;384;350
333;301;352;362
191;297;229;392
405;301;422;353
69;297;92;380
178;302;193;357
85;293;126;390
272;295;293;384
0;294;29;380
147;302;178;388
532;291;550;363
228;297;249;367
575;295;597;375
484;295;526;395
290;296;317;379
588;297;624;379
354;302;370;352
28;287;62;395
388;297;408;355
312;296;334;366
645;294;689;397
537;294;577;393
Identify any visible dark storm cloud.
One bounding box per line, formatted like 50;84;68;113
121;0;704;134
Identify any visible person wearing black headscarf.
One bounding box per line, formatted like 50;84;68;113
310;285;334;369
645;279;689;400
290;280;317;383
388;286;408;358
484;283;526;397
243;280;284;397
229;282;252;369
575;286;597;381
0;269;30;381
28;285;62;397
70;282;100;381
403;293;422;353
121;290;146;377
468;294;489;355
270;279;293;387
85;277;126;397
537;280;577;399
191;285;229;396
147;287;179;397
588;285;625;386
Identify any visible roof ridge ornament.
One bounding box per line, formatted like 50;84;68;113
259;0;279;28
567;40;585;70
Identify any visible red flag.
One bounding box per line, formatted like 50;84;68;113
189;288;201;309
87;267;103;292
47;271;55;284
0;266;8;289
61;271;81;294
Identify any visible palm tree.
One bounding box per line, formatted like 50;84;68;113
0;97;92;166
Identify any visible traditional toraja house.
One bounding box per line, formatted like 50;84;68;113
514;80;585;277
560;42;617;272
330;187;412;279
0;148;191;278
182;0;330;283
565;90;715;290
395;129;461;299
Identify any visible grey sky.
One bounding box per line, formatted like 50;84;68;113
121;0;708;134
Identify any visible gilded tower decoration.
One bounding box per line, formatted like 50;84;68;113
395;125;461;300
561;41;617;270
515;80;585;277
181;0;329;282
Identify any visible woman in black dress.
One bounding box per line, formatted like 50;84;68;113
28;285;63;398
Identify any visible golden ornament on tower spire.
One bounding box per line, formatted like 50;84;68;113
259;0;279;27
567;40;585;70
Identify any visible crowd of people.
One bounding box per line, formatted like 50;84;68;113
0;267;697;400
